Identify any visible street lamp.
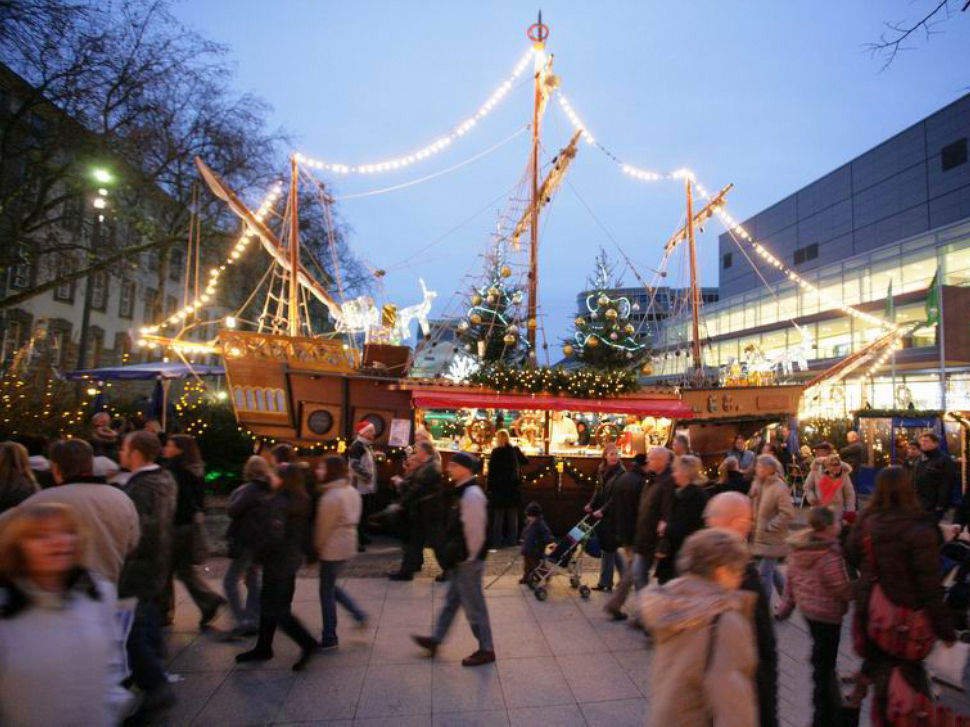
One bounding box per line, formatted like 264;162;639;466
91;167;113;184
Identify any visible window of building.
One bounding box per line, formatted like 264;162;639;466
52;255;76;303
9;245;32;289
118;279;135;319
945;241;970;286
794;248;805;265
90;271;108;311
143;287;159;320
88;326;104;368
165;295;178;316
942;139;967;172
793;243;819;266
49;329;65;367
1;320;23;364
168;249;184;282
722;253;732;269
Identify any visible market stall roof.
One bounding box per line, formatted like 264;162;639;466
406;385;693;419
61;362;225;382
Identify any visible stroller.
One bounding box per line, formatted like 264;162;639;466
527;514;600;602
941;539;970;634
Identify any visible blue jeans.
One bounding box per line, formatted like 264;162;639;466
598;549;626;588
758;557;785;599
631;553;650;590
319;561;366;642
223;550;260;628
127;600;167;692
433;560;493;651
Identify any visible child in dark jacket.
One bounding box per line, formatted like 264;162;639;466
519;501;553;584
775;507;853;727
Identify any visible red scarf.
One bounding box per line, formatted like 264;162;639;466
818;474;841;506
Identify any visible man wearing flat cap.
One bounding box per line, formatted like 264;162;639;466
413;451;495;666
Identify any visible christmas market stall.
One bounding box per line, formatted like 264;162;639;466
398;371;693;532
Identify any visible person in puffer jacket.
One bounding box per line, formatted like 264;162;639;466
639;528;759;727
775;507;853;727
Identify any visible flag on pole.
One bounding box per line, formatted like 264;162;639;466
884;279;895;321
925;267;941;326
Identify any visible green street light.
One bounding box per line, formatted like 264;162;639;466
91;167;113;184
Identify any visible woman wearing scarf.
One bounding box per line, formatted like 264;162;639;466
804;453;856;520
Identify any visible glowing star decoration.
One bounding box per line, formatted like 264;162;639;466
445;352;482;383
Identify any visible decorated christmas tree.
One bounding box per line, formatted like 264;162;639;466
455;252;528;364
563;248;647;369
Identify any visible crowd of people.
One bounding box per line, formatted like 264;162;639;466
0;415;967;725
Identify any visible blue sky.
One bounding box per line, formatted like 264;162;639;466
175;1;969;356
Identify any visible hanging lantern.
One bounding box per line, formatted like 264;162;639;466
562;344;574;357
503;333;516;345
575;316;586;327
471;294;482;306
605;308;618;320
586;336;599;348
470;313;482;325
527;318;537;329
500;265;512;278
597;294;610;307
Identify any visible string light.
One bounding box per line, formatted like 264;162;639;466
139;182;283;338
296;47;536;175
556;93;595;145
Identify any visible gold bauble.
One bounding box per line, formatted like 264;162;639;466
471;294;482;306
625;324;635;334
575;316;586;327
487;286;499;297
486;295;496;305
586;336;600;348
641;364;653;375
470;313;482;325
597;294;609;307
527;318;537;329
605;308;618;320
562;344;574;357
503;333;516;345
500;265;512;278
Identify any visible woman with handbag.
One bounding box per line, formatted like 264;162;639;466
162;434;226;628
586;443;626;592
845;466;956;725
487;429;528;548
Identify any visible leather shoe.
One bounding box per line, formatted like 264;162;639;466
461;649;496;667
411;634;438;656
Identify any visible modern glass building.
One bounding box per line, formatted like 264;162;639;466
652;93;970;416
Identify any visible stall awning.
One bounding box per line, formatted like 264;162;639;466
410;389;693;419
61;362;225;382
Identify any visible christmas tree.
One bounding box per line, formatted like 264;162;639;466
456;253;528;364
563;248;646;369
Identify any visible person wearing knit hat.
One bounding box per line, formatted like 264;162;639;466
412;450;495;666
347;421;378;551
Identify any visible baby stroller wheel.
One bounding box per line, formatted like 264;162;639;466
534;586;548;601
579;585;591;600
569;576;581;589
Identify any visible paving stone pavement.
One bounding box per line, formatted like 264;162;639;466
154;564;970;726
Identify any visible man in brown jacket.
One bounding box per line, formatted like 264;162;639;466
632;447;674;589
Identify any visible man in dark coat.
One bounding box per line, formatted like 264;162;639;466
913;432;959;521
706;491;779;727
633;447;675;590
389;442;445;580
839;430;865;490
119;430;177;714
604;453;648;620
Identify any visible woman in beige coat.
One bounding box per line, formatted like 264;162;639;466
750;454;795;600
803;454;856;520
640;528;759;727
314;456;368;649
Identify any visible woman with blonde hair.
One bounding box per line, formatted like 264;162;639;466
655;454;709;584
0;502;125;725
487;428;528;547
750;454;795;599
586;442;627;591
0;441;39;514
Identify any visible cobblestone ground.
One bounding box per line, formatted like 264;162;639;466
157;544;970;726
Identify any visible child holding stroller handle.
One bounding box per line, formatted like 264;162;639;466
520;501;553;585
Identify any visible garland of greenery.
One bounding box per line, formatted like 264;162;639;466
468;363;640;399
854;409;943;418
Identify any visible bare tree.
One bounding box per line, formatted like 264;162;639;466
867;0;969;69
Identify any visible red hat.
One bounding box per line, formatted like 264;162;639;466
356;420;375;435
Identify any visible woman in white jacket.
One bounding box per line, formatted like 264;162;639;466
314;456;369;649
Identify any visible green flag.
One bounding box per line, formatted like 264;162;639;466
884;279;895;321
925;267;940;326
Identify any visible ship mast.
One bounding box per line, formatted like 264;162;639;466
288;154;301;337
526;11;548;356
686;179;703;372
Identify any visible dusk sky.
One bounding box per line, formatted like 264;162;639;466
176;2;969;356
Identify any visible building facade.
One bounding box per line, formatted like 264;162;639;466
655;94;970;416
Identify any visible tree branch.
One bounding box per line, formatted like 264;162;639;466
866;0;954;69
